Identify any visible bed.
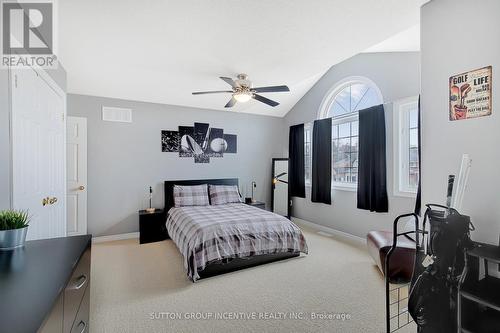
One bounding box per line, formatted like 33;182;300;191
164;179;308;281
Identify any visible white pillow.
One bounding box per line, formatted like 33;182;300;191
209;185;242;205
173;184;209;207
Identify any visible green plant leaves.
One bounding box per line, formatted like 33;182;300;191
0;210;30;230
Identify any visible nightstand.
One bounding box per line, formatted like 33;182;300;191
139;209;168;244
246;201;266;210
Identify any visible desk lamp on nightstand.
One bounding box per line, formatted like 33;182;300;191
146;186;155;213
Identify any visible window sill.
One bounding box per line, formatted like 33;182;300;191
393;190;417;198
332;183;357;192
304;183;357;192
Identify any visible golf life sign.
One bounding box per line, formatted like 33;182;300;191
1;0;57;68
449;66;492;121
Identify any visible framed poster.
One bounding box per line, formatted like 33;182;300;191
161;122;236;163
161;130;179;152
449;66;492;121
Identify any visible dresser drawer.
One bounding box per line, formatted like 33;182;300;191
70;285;90;333
64;247;91;333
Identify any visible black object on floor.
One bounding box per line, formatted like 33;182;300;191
408;204;474;333
139;209;168;244
245;201;266;210
458;242;500;333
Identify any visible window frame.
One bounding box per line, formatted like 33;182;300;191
317;76;383;191
317;76;384;120
331;113;359;191
393;96;419;197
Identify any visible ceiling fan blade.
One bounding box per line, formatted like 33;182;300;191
220;77;238;88
224;96;237;108
253;94;279;107
192;90;233;95
252;85;290;93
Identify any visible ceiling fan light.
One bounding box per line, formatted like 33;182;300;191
233;92;252;103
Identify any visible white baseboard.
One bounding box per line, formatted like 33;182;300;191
291;217;365;245
92;232;139;244
91;221;365;245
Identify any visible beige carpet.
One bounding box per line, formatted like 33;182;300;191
90;224;416;333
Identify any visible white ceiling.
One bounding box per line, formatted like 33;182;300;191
58;0;426;117
363;24;420;53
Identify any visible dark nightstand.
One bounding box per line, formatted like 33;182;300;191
139;209;168;244
246;201;266;210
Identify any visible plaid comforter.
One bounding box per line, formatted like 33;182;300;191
166;203;308;281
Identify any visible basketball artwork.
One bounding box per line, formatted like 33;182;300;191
449;66;492;121
161;122;237;163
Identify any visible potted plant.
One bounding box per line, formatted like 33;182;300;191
0;210;30;250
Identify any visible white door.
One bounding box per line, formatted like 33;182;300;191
11;67;66;240
66;117;87;236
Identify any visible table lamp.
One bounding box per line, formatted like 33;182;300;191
146;186;155;213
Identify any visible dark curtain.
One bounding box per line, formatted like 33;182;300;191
289;124;305;198
357;104;388;212
414;96;422;215
311;118;332;204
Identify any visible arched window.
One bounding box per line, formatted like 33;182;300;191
319;76;383;119
308;76;383;189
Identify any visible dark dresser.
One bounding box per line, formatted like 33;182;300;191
0;235;92;333
458;242;500;332
245;201;266;210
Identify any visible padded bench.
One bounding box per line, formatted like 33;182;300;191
367;230;416;283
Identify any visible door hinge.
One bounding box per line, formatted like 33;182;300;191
14;74;18;88
62;113;65;122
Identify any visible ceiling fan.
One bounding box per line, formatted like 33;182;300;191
192;74;290;108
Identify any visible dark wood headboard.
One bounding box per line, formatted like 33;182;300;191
164;178;239;212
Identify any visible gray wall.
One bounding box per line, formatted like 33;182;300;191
0;70;11;210
67;94;286;236
421;0;500;244
283;52;421;238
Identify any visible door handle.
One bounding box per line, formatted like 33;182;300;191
78;185;85;191
71;274;87;290
76;320;87;333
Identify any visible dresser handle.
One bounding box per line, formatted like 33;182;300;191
76;320;86;333
72;274;87;290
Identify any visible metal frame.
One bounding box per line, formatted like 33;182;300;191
456;252;468;333
385;212;421;333
271;158;290;218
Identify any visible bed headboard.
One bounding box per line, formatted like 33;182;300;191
164;178;239;212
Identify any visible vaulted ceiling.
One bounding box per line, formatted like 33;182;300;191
58;0;426;117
